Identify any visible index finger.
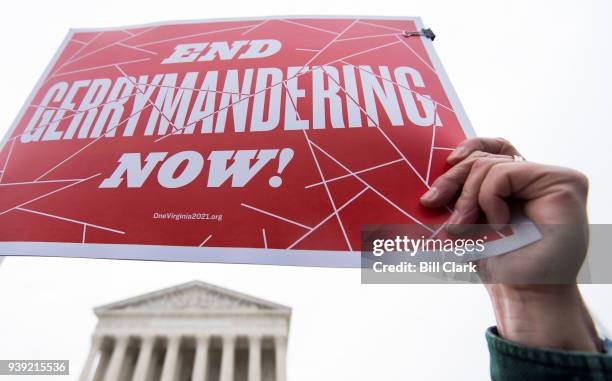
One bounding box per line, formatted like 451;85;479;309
447;137;521;165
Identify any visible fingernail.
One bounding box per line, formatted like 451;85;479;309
448;146;467;162
420;187;439;202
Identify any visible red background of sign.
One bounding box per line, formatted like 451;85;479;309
0;17;469;253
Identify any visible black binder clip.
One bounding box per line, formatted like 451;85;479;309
402;28;436;41
421;28;436;41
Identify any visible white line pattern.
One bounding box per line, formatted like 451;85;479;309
304;159;404;189
0;138;16;183
241;203;312;230
0;174;100;217
199;234;213;247
16;206;125;234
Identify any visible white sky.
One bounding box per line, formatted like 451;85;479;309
1;1;611;380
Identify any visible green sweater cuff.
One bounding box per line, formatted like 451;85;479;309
486;327;612;381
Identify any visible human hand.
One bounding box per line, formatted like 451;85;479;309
420;137;589;283
420;137;599;351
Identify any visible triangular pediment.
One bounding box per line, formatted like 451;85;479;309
95;281;290;314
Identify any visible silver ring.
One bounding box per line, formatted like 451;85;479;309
512;155;526;162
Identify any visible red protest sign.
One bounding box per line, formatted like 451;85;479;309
0;16;534;266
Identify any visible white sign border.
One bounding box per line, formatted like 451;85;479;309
0;15;539;267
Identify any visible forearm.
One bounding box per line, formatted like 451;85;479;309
486;284;601;352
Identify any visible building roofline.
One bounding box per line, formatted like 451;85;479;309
94;280;292;316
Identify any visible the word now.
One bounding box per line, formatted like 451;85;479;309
99;148;294;189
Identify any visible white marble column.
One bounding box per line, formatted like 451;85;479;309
92;349;111;381
132;336;155;381
103;336;129;381
274;336;287;381
219;335;236;381
247;336;262;381
191;335;209;381
160;336;181;381
79;335;103;381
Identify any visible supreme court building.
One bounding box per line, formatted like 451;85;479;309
79;281;291;381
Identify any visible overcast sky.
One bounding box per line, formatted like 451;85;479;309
1;1;611;380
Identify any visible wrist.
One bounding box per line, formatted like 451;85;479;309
486;284;601;352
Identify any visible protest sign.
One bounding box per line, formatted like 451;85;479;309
0;16;539;266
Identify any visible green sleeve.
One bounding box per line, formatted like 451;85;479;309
486;327;612;381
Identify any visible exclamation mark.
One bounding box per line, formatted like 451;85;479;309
268;148;294;188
